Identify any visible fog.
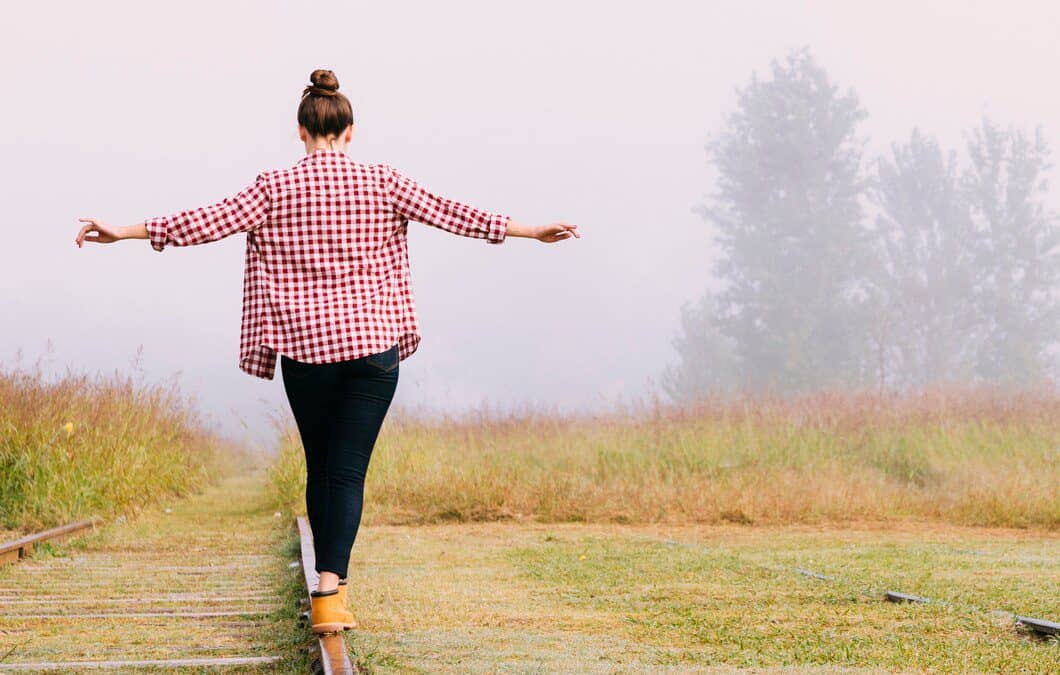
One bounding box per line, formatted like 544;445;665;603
2;1;1057;450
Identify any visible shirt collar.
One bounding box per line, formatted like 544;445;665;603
297;149;350;165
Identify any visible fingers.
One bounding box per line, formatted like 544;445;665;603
544;223;579;242
543;233;574;243
76;224;96;247
553;223;580;239
76;219;102;247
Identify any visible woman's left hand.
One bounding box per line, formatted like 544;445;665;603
75;218;123;247
535;223;580;243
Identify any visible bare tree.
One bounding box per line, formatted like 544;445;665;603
963;118;1060;384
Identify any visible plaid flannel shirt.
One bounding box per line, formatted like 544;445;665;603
145;150;509;379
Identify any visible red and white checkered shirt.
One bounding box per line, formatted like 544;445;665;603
145;150;509;379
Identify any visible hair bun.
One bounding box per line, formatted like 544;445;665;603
298;69;354;136
307;69;339;94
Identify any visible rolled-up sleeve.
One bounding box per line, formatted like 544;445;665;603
383;164;508;244
147;173;271;252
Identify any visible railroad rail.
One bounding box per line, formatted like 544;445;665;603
662;535;1060;641
884;588;1059;638
0;520;97;566
296;516;357;675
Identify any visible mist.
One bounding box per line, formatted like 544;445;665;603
2;1;1058;450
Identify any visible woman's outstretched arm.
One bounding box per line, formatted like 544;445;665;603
385;165;578;244
75;220;148;246
76;174;271;250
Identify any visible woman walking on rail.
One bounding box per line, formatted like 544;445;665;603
74;69;579;633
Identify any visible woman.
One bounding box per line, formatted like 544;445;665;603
74;68;579;633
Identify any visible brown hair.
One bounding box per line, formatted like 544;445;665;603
297;69;354;138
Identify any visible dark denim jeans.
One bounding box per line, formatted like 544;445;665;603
280;343;399;578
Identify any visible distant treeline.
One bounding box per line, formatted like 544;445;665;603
663;47;1059;400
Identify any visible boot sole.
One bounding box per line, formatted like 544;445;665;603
311;622;347;634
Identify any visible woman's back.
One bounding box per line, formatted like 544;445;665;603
261;153;402;280
231;149;509;379
258;151;504;281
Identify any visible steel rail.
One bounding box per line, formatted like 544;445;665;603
0;520;97;566
640;534;1060;641
1015;616;1060;637
0;610;273;620
0;656;281;670
295;517;356;675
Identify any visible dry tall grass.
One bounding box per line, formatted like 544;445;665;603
267;385;1059;529
0;361;239;531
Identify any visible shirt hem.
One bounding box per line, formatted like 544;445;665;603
240;330;421;380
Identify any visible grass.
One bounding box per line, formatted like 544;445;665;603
4;454;1050;672
267;384;1060;529
333;521;1059;673
0;358;247;532
264;384;1058;671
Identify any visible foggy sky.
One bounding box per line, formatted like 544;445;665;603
2;1;1059;450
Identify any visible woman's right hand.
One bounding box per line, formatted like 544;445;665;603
75;218;123;247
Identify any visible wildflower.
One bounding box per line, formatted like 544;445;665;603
62;421;74;437
578;554;588;560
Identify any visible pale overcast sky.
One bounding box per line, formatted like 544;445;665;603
2;1;1058;450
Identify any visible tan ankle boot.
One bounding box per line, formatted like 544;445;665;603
336;580;358;629
309;589;355;633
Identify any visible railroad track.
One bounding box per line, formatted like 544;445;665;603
0;521;97;567
0;472;289;671
294;517;357;675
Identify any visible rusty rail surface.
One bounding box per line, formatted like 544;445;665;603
296;517;356;675
0;520;97;566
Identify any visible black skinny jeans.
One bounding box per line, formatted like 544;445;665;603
280;342;399;578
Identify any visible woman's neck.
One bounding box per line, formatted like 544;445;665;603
304;137;348;154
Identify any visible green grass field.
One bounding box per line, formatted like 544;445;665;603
326;521;1058;673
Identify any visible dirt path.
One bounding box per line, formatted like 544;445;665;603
0;470;298;672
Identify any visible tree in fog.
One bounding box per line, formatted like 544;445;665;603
660;291;737;401
962;118;1060;384
697;47;873;393
870;129;979;387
